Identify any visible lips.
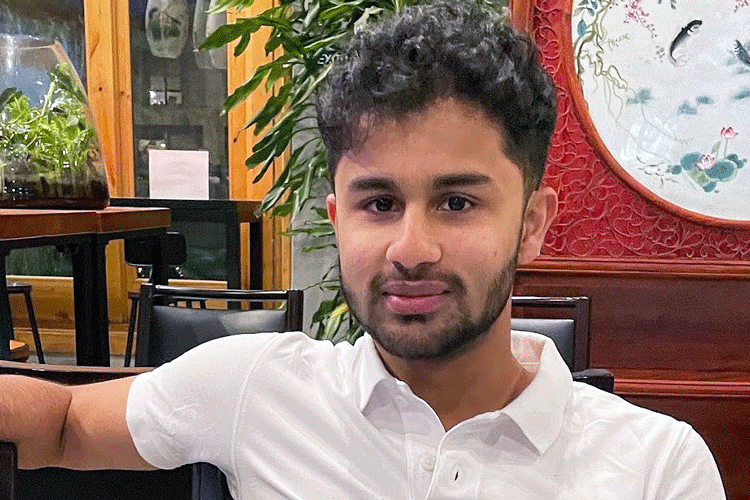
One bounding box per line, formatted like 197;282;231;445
382;281;449;315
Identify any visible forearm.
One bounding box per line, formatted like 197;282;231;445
0;375;72;468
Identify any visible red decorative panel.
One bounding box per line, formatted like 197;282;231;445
531;0;750;260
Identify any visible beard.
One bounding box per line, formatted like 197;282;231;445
341;249;518;362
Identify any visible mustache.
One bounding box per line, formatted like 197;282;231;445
369;263;466;295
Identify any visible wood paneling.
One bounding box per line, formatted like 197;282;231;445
516;259;750;373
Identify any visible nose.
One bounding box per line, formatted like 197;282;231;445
385;209;442;272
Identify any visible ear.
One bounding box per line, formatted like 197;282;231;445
326;193;338;235
517;186;557;265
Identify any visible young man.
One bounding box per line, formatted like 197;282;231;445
1;1;725;498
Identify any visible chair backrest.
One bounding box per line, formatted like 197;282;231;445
510;296;613;392
0;361;209;500
510;296;590;371
135;284;304;367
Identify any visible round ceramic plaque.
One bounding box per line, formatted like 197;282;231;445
572;0;750;225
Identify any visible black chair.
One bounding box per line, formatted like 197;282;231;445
6;283;44;363
510;296;614;393
134;283;304;368
0;360;204;500
123;232;194;366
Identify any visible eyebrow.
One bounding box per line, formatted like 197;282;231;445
432;173;493;189
347;172;493;193
348;177;398;192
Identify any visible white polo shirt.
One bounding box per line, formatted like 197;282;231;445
127;330;725;499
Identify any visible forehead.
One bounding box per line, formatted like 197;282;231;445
333;99;523;193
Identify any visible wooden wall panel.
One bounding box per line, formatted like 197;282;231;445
515;263;750;373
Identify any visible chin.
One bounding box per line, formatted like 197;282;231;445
366;310;482;361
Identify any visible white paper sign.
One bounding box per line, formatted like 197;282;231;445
148;149;209;199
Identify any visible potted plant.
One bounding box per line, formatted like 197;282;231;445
0;35;109;209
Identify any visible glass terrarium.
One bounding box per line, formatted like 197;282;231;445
0;34;109;209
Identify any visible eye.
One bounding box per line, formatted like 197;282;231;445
438;195;473;212
364;196;397;212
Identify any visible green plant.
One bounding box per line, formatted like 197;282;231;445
0;63;102;196
203;0;508;343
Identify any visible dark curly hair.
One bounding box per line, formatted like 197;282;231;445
315;0;557;195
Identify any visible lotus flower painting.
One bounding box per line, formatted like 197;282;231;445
573;0;750;223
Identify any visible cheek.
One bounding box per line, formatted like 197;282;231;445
450;229;517;278
337;226;384;280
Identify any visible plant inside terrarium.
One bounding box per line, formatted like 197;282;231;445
0;63;108;208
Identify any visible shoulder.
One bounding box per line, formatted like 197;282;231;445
568;381;692;441
138;331;351;383
565;382;724;498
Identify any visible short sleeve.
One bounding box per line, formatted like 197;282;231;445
126;332;283;471
657;424;726;500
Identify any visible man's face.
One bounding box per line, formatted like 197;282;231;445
327;99;532;362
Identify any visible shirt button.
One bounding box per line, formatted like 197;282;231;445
420;455;436;472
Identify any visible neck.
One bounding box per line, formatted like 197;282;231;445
374;309;532;431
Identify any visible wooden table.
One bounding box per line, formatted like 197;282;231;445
0;207;171;365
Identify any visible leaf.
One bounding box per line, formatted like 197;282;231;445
711;141;721;155
265;62;289;92
303;32;348;53
264;33;285;53
0;87;21;111
301;243;336;253
302;2;321;28
319;3;361;22
201;19;261;50
354;6;384;33
272;203;294;216
323;308;344;340
224;63;273;111
577;19;587;37
290;62;333;107
245;82;294;133
233;32;253;56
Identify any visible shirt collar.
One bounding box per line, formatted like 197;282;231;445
354;333;393;412
500;330;572;454
352;330;572;453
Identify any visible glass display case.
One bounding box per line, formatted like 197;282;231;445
0;35;109;209
0;0;87;277
129;0;230;280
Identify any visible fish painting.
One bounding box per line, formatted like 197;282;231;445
734;40;750;67
669;20;702;66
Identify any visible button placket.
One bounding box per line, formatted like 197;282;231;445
420;454;436;472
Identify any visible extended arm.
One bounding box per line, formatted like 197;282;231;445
0;375;152;470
